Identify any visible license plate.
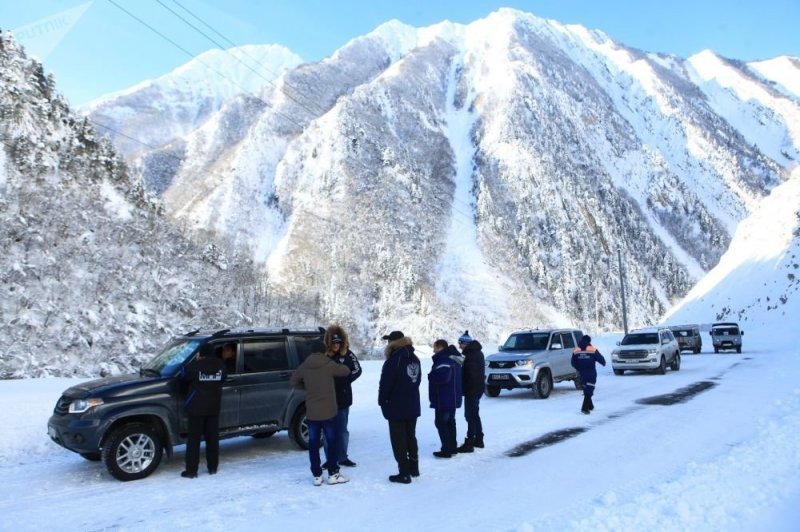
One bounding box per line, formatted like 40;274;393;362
491;374;510;380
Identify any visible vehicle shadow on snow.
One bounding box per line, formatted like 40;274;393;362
506;380;722;457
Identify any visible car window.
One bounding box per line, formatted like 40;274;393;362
504;333;549;350
621;333;658;345
292;335;325;363
561;332;575;348
242;338;289;373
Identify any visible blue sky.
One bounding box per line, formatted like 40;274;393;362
3;0;799;106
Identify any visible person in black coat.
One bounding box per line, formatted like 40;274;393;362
378;330;421;484
457;331;485;453
179;342;227;478
571;335;606;414
322;324;362;468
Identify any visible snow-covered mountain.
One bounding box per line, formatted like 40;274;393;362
86;8;798;346
0;32;316;378
663;167;800;328
83;44;302;163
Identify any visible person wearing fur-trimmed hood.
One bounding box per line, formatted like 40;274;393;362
322;324;362;468
378;330;421;484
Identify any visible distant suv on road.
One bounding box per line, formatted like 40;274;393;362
669;324;702;354
710;322;744;353
47;327;323;481
611;327;681;375
485;328;584;399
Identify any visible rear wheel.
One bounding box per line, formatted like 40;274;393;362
102;423;163;481
485;385;501;398
532;370;552;399
290;404;309;450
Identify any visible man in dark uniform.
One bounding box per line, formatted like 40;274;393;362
457;331;485;453
180;343;226;478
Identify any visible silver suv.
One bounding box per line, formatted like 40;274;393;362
612;327;681;375
485;328;583;399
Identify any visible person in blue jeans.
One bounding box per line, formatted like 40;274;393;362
457;331;485;453
428;339;464;457
290;346;351;486
322;324;362;468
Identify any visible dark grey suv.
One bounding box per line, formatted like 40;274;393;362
47;327;323;481
669;325;702;354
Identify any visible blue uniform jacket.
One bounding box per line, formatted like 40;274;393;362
571;345;606;385
428;345;464;410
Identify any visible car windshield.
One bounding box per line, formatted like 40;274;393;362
621;333;659;345
712;327;739;335
672;329;692;337
142;338;203;377
502;333;550;351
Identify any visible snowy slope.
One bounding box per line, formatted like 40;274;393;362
663;167;800;327
748;55;800;102
83;44;303;157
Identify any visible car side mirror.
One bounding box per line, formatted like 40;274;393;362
741;331;744;335
498;345;505;352
616;341;620;345
550;343;562;350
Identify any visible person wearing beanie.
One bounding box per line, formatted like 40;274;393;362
378;330;422;484
179;342;226;478
571;335;606;414
457;330;485;452
322;324;362;468
428;339;464;458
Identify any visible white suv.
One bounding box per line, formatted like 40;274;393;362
485;328;583;399
612;327;681;375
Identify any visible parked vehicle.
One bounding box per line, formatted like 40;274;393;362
484;328;584;399
669;325;703;353
611;327;681;375
47;327;323;481
710;322;744;353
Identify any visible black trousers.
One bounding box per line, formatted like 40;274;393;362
388;419;418;475
185;414;220;474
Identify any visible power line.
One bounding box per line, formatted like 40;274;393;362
105;0;310;133
162;0;327;117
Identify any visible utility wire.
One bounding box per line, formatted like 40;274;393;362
106;0;309;133
163;0;327;116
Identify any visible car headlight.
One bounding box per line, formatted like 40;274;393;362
515;360;533;367
612;350;620;356
69;398;104;413
647;348;658;354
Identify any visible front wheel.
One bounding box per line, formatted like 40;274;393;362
657;356;666;375
573;376;582;390
485;385;501;398
736;346;742;354
532;370;552;399
613;369;624;376
290;404;309;450
102;423;163;481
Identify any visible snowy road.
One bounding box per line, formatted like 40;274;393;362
1;332;798;531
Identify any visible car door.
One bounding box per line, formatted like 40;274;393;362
557;331;576;377
237;337;293;428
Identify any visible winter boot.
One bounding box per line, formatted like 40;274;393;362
474;435;484;449
389;473;412;484
409;459;420;477
581;396;591;414
433;451;452;458
457;437;475;453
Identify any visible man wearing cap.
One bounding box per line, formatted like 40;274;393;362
322;324;362;468
378;330;422;484
457;331;485;453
